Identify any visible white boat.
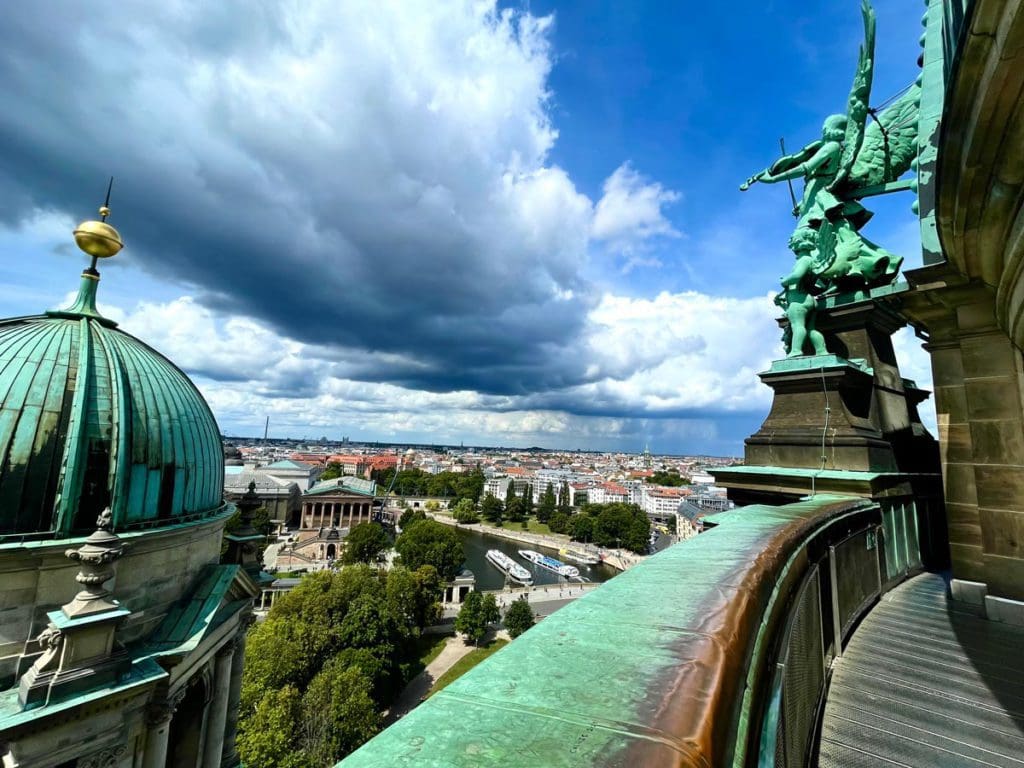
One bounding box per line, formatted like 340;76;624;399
486;549;533;585
518;549;580;579
560;547;600;566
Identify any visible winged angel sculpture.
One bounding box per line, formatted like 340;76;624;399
741;0;920;356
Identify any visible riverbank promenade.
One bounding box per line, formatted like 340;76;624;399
425;511;647;572
440;582;602;621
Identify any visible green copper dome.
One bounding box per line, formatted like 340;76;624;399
0;272;225;539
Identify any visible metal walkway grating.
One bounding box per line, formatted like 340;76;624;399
817;573;1024;767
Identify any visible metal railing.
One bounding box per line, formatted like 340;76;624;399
753;499;926;767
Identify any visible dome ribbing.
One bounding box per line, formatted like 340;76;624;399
0;274;225;539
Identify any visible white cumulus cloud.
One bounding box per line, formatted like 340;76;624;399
592;163;681;269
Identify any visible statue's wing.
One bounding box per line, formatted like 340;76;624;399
812;221;838;275
832;0;877;191
846;83;921;190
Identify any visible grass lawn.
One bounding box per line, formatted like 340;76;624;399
430;508;563;538
401;634;453;684
427;639;508;697
417;634;450;668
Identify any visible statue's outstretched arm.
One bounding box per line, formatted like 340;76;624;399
761;142;837;184
741;142;823;191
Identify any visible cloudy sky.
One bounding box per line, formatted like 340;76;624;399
0;0;934;454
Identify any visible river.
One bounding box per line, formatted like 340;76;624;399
454;526;620;591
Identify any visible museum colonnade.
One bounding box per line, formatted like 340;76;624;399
300;500;372;529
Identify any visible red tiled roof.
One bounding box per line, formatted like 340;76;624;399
328;454;367;464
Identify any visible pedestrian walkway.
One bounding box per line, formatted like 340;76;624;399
486;582;600;608
384;636;474;725
818;573;1024;767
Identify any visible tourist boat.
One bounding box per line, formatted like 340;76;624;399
560;547;601;566
518;549;580;579
486;549;533;586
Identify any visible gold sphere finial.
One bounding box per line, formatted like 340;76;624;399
73;220;123;260
73;178;123;260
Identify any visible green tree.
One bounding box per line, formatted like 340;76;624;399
568;513;594;543
300;661;381;765
455;591;487;645
237;684;306;768
505;495;524;523
481;593;500;626
586;503;650;553
241;617;317;712
398;508;426;529
343;522;391;564
521;483;534;519
394;519;465;580
239;563;446;763
558;481;572;515
321;461;344;481
450;498;479;524
385;565;442;630
480;493;504;527
537;483;556;523
424;499;441;511
459;465;486;502
645;470;691;487
548;511;571;534
503;599;535;638
504;481;524;522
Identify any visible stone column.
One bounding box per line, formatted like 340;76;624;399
143;691;184;768
221;620;251;768
202;644;235;768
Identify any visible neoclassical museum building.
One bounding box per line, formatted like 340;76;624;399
0;206;259;766
273;477;379;568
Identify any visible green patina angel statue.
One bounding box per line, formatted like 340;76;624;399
741;0;921;356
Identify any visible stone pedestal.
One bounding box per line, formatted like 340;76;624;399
18;510;133;709
742;296;940;477
744;355;897;473
715;295;946;568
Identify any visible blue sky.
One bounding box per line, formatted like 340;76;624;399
0;1;934;454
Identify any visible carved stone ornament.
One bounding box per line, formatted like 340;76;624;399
36;625;62;651
62;507;125;618
78;744;127;768
146;688;187;726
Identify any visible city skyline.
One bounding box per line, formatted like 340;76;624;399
0;1;933;454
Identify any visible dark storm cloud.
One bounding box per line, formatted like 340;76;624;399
0;2;603;397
